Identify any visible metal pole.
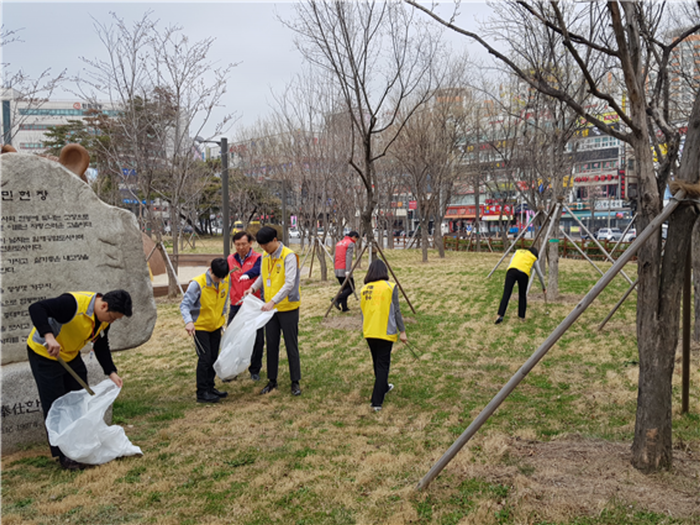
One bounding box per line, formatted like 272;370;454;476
316;235;335;263
486;210;542;279
598;280;638;331
221;138;230;258
559;227;604;276
528;203;559;294
610;214;637;256
416;191;684;491
373;239;417;314
563;204;633;285
161;242;185;295
682;244;691;413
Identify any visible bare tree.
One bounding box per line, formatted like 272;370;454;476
391;83;469;261
407;0;700;472
76;11;234;297
287;1;443;243
1;26;67;147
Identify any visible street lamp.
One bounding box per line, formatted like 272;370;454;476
196;136;230;257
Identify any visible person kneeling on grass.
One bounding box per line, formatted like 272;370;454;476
495;246;546;324
180;258;231;404
360;260;408;412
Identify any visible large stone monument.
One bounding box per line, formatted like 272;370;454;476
1;147;157;454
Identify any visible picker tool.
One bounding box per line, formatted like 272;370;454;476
404;340;420;360
57;355;95;396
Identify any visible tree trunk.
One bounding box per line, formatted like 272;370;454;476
548;208;561;299
693;220;700;342
421;215;429;263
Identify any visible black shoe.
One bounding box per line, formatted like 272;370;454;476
211;388;228;398
260;381;277;395
250;373;261;381
60;456;89;471
341;307;350;313
291;381;301;396
333;301;341;311
495;316;504;325
197;391;220;403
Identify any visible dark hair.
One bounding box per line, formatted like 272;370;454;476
211;258;229;279
256;226;278;245
364;260;389;284
102;290;133;317
232;231;253;243
348;231;360;239
528;247;539;258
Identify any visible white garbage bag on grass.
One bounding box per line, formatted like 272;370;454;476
46;379;142;465
214;294;276;381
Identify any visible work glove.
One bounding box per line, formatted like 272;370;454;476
239;274;250;281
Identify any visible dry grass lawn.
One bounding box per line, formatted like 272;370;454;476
2;244;699;525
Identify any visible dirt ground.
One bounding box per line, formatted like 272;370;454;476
452;435;700;523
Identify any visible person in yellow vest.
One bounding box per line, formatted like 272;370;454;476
360;260;407;412
180;258;230;404
27;290;133;470
245;226;302;396
495;247;546;324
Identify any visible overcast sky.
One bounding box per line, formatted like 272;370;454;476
2;1;494;138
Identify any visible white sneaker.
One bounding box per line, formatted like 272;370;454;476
387;383;394;394
371;405;382;412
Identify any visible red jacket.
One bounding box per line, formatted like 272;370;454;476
227;250;262;305
335;236;355;272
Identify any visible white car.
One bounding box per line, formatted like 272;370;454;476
288;229;300;238
623;228;636;242
596;228;622;242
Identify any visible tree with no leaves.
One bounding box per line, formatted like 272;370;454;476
407;0;700;473
76;11;235;297
286;1;443;243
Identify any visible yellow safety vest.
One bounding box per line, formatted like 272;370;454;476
192;272;230;331
360;280;398;342
508;249;538;277
28;292;109;362
262;245;301;312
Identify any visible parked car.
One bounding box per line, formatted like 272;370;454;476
288;229;300;238
595;227;622;242
623;228;636;242
393;229;405;237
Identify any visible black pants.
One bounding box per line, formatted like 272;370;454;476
228;305;265;375
366;338;393;407
27;346;88;459
335;275;354;311
498;268;529;319
265;309;300;384
194;329;222;396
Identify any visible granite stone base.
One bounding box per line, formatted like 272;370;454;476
1;355;113;455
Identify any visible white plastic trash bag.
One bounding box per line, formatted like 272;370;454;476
46;379;142;465
214;294;276;381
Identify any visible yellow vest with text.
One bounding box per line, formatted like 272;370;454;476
28;292;110;362
192;272;230;331
508;249;537;277
360;280;398;342
262;245;301;312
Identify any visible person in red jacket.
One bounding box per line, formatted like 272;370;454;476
227;231;264;381
333;231;360;312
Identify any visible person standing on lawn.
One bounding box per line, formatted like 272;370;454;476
227;231;264;381
26;289;133;470
245;226;302;396
333;230;360;312
495;246;546;324
360;259;407;412
180;258;231;403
